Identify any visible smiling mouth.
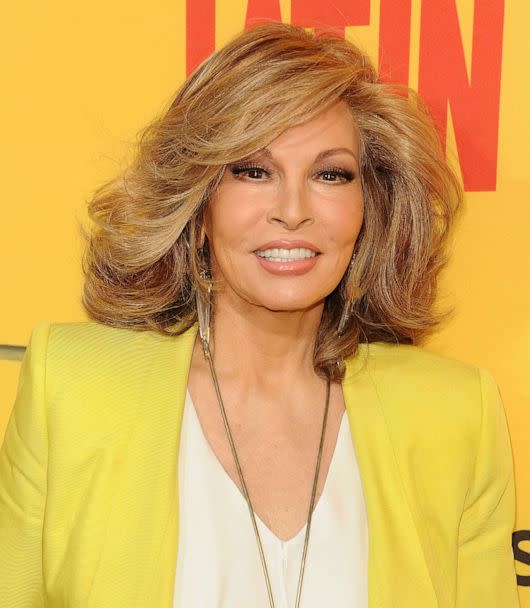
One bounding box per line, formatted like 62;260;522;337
253;247;320;262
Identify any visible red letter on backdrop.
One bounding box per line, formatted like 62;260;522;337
378;0;411;85
418;0;505;191
291;0;370;36
186;0;215;76
246;0;282;29
187;1;371;74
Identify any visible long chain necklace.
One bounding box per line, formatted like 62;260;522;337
200;338;331;608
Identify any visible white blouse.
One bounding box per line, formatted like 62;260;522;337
172;388;369;607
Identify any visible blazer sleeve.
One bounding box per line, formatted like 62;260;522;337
0;321;51;607
456;367;520;607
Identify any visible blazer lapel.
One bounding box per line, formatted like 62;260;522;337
136;322;198;606
123;323;438;607
342;345;439;607
82;322;199;607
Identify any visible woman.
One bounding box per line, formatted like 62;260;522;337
0;22;519;608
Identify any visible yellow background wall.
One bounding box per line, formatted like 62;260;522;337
1;0;528;601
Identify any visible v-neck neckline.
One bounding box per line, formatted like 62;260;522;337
135;322;441;607
184;387;347;546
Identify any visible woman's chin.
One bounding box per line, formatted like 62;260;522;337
244;292;326;315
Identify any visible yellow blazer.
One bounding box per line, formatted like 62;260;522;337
0;320;520;607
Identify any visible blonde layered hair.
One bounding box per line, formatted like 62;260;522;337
80;22;463;382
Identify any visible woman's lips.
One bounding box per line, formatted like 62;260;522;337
253;251;320;276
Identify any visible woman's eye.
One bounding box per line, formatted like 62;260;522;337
230;164;268;179
229;164;355;183
318;168;355;183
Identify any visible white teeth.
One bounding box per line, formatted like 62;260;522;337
255;247;318;261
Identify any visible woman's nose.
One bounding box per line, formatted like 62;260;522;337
267;179;314;230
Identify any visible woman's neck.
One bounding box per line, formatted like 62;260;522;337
189;290;329;421
213;295;322;380
186;291;345;503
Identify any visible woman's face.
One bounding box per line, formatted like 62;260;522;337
203;99;364;313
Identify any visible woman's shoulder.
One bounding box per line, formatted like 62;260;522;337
356;339;487;387
41;319;195;355
45;318;184;344
351;342;506;458
351;340;502;442
30;319;196;392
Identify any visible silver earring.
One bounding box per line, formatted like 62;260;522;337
337;253;357;337
196;269;212;355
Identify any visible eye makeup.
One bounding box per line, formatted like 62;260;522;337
318;166;355;181
229;161;355;182
230;162;266;176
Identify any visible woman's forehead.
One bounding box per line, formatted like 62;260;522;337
252;103;359;162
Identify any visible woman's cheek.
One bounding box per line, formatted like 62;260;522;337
323;208;362;249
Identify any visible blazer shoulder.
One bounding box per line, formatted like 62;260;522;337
357;341;495;440
364;340;482;388
46;319;195;354
42;320;197;397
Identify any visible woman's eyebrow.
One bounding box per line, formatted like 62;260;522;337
313;147;358;162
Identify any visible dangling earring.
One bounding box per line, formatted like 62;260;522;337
337;253;357;337
195;235;213;355
195;269;212;355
